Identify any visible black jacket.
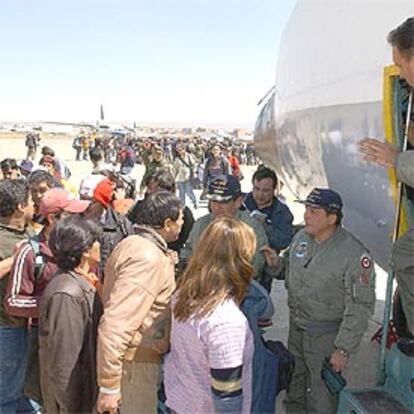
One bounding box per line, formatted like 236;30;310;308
99;207;134;280
167;205;194;252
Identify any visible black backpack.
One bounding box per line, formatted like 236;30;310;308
28;235;46;283
99;211;134;280
265;340;295;393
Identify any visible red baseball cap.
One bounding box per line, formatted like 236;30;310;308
38;188;90;218
93;178;114;208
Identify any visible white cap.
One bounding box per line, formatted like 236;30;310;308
79;174;106;199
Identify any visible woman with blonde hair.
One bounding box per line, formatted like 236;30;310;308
164;217;256;414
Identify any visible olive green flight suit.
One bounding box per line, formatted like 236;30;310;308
284;227;376;414
392;227;414;336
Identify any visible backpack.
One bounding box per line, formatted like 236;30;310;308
28;235;46;283
265;340;295;393
99;211;134;280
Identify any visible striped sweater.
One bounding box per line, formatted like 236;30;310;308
5;232;57;320
164;295;253;414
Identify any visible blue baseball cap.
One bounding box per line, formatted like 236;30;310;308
207;175;242;202
297;188;343;213
18;160;34;173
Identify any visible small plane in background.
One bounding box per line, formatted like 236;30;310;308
254;0;414;270
39;104;135;137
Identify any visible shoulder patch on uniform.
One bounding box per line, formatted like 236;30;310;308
360;254;372;269
359;253;373;285
295;241;308;258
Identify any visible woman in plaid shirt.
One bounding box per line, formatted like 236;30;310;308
164;217;256;414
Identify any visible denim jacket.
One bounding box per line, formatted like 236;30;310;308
242;193;294;252
241;280;279;414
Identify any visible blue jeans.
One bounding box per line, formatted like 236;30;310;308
0;326;28;413
177;181;196;206
24;327;42;409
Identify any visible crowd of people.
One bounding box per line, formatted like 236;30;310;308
1;130;292;414
0;16;412;414
0;137;376;414
70;131;258;178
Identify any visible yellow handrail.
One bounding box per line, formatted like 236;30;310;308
382;64;409;238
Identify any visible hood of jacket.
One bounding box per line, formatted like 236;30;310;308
134;224;169;255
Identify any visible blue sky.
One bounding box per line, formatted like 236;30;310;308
0;0;297;127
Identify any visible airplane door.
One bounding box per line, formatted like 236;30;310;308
383;65;414;238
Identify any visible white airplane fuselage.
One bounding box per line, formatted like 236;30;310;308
254;0;414;268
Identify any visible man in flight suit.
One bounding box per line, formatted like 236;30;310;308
360;17;414;337
282;188;376;414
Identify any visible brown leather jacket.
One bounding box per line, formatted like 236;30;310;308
97;226;176;391
38;270;101;413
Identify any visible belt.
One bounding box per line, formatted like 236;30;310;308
298;319;341;335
